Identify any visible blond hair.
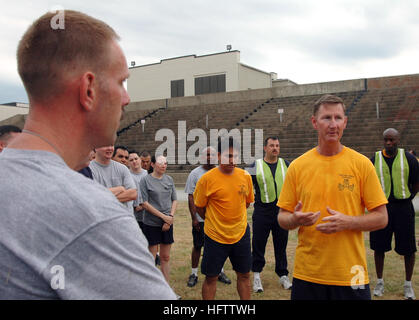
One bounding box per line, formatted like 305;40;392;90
17;10;119;102
313;94;346;116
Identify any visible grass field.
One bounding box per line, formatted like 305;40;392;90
165;201;418;300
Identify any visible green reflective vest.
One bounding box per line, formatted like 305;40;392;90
374;148;411;200
255;158;287;203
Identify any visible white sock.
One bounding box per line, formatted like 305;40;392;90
377;278;384;284
191;268;198;276
405;280;412;287
254;272;260;280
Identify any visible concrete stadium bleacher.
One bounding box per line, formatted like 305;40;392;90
2;73;418;188
114;74;419;188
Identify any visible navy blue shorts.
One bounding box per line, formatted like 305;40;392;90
142;224;174;246
201;225;251;277
291;278;371;300
192;222;205;250
370;201;417;256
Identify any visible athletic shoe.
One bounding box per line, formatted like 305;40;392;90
187;274;198;287
373;280;384;297
253;277;263;293
280;275;292;290
218;272;232;285
404;284;416;300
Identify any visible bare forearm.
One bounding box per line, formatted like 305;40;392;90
347;205;388;232
278;209;299;230
116;189;137;203
142;202;173;224
188;195;197;219
170;200;177;216
196;206;206;220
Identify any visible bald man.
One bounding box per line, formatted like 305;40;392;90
370;128;419;299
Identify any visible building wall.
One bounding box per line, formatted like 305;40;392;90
127;51;273;102
0;105;29;122
238;64;271;90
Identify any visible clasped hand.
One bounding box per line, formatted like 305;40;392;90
294;201;351;234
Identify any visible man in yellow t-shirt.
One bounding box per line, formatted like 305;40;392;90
277;94;388;300
194;137;254;300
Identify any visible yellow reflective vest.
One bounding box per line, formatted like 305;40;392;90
255;158;287;203
374;148;411;200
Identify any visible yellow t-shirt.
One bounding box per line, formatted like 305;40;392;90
194;167;254;244
277;147;388;286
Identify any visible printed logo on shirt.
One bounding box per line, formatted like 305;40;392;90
238;184;247;196
338;174;355;192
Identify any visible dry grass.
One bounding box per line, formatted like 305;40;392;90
166;201;418;300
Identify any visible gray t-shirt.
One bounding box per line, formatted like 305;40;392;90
184;166;210;223
130;170;148;222
140;174;177;227
0;149;175;300
89;160;136;212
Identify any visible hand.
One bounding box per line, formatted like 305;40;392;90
316;207;352;234
192;218;200;231
162;223;171;232
162;214;174;226
293;201;320;227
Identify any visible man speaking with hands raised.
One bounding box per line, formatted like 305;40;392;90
277;94;388;300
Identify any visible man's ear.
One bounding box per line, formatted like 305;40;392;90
311;115;318;130
79;72;96;111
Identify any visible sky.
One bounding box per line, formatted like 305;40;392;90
0;0;418;104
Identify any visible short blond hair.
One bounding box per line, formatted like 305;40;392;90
17;10;119;102
313;94;346;116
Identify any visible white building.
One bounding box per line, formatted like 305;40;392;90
0;103;29;122
127;50;276;102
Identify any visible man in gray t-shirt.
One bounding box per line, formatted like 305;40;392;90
3;10;175;300
90;146;137;213
0;149;175;299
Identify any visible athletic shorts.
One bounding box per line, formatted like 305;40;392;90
201;225;251;277
137;220;145;232
192;222;205;250
370;201;417;256
142;224;174;246
291;278;371;300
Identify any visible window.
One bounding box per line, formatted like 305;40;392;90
171;79;184;98
195;74;226;95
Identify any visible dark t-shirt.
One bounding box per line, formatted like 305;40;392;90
370;150;419;203
250;159;290;215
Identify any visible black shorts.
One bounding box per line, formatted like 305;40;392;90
291;278;371;300
370;201;417;256
201;225;251;277
192;222;205;250
142;224;174;246
137;220;145;232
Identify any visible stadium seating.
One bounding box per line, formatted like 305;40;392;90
1;74;417;188
115;74;419;188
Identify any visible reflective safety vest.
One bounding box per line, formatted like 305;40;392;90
255;158;287;203
374;148;411;200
